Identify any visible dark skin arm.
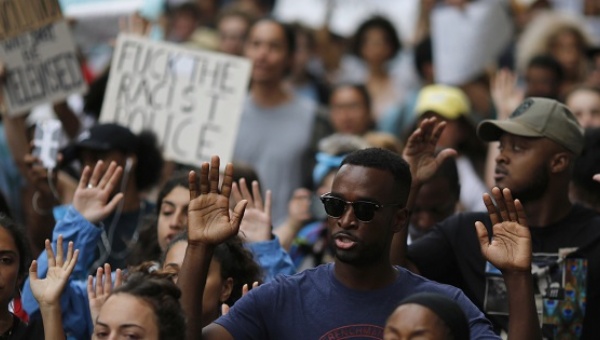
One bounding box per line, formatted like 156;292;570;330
177;156;245;340
476;188;541;340
390;117;456;268
53;101;80;139
394;119;541;338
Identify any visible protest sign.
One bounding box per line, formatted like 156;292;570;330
273;0;419;43
0;19;87;116
99;34;251;166
0;0;62;40
432;0;513;85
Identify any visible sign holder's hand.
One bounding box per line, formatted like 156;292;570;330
475;187;532;273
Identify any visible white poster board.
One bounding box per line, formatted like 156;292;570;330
273;0;419;43
99;34;251;166
0;0;87;116
432;0;513;85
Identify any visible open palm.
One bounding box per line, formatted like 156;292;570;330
403;117;457;185
29;236;79;307
232;178;272;242
187;156;247;246
475;187;532;272
73;160;123;224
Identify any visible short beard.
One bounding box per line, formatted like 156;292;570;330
508;167;550;203
330;239;387;267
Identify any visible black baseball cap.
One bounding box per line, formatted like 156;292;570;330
75;123;139;154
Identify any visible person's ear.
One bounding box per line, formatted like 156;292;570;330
549;152;570;174
392;207;409;233
219;277;234;304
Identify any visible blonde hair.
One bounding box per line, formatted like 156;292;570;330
363;132;404;154
516;11;594;75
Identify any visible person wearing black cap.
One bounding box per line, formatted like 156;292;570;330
385;293;469;340
65;123;163;271
400;98;600;338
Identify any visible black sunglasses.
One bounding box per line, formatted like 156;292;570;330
320;193;403;222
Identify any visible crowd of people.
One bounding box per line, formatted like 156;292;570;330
1;0;600;339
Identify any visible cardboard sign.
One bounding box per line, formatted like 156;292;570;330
99;34;251;166
0;0;62;40
0;20;87;116
432;0;513;85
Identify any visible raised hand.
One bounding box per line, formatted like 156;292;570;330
187;156;247;246
287;188;312;224
23;153;61;200
491;68;523;120
475;187;532;273
29;236;80;307
87;264;123;325
403;117;457;186
73;160;124;224
232;179;272;242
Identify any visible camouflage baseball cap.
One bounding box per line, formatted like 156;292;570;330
477;97;584;154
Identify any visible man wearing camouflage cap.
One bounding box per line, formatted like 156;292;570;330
403;98;600;338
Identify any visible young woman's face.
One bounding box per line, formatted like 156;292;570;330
162;241;232;326
157;186;190;251
551;31;583;75
360;27;393;66
93;293;159;340
0;227;20;308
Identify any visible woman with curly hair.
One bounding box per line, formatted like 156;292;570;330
162;233;262;326
91;268;185;340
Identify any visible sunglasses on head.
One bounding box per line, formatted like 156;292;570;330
320;193;403;222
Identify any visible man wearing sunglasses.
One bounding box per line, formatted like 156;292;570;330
178;152;540;339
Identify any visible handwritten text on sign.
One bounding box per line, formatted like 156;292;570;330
99;35;251;166
0;0;62;40
0;20;87;115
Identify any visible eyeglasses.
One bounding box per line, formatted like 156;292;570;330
320;193;403;222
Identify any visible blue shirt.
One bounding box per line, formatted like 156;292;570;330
215;263;499;340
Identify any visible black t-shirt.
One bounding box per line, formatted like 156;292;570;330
408;205;600;339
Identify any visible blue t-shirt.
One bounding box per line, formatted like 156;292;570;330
215;263;499;339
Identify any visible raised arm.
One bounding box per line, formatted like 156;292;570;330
29;236;79;340
274;188;312;251
87;264;123;327
232;179;295;280
475;187;541;340
22;160;124;339
177;156;246;340
390;117;456;267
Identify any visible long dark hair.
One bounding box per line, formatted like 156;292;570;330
126;173;190;266
112;264;185;340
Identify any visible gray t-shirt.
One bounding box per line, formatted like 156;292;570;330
233;94;316;225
